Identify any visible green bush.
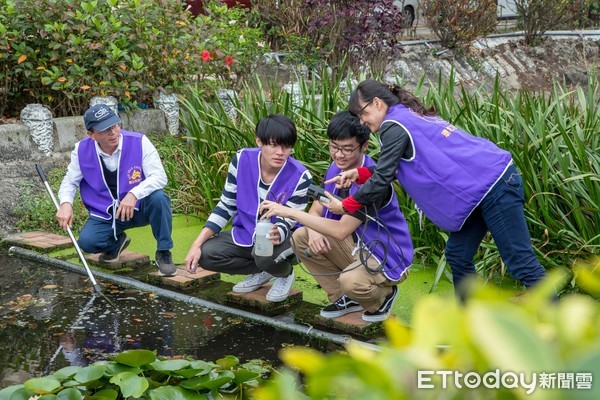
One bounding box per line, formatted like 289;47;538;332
421;0;498;49
513;0;573;45
250;0;406;76
14;167;87;235
561;0;600;28
0;0;263;118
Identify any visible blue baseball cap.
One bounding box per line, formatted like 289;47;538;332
83;104;121;132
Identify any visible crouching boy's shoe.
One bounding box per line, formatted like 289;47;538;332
156;250;177;277
361;286;398;323
232;271;273;293
266;271;295;302
320;295;363;318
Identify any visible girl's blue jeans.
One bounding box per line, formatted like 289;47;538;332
445;164;546;295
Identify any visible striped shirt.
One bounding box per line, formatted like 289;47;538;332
206;150;312;241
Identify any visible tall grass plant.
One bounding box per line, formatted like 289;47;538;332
153;72;600;285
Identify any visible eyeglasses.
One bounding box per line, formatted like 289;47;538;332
95;124;119;135
328;142;362;156
355;100;373;117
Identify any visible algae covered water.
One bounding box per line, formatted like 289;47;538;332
0;253;321;388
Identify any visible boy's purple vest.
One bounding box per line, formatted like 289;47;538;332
323;155;413;281
232;148;307;246
384;104;512;231
78;130;144;220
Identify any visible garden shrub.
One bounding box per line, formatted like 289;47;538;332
195;2;264;89
0;0;262;118
14;167;87;235
514;0;573;45
251;0;406;76
421;0;498;49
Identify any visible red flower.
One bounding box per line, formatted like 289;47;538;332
224;56;233;67
201;50;212;62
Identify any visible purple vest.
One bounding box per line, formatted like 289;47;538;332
324;155;413;281
78;130;145;219
385;104;512;231
232;148;308;246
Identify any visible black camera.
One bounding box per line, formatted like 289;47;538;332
307;184;342;204
307;184;330;203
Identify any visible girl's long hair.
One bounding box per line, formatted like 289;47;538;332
348;79;436;117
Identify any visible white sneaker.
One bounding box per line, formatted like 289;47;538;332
266;271;295;302
232;271;273;293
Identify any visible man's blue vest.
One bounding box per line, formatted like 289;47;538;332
232;148;307;246
78;130;144;219
324;154;413;281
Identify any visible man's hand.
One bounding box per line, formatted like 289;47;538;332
269;225;282;245
115;192;137;221
185;246;201;274
322;192;344;215
307;230;331;256
56;203;74;231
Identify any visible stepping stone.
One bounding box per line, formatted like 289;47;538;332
227;285;303;314
2;231;73;253
313;311;389;337
85;250;150;270
146;266;220;290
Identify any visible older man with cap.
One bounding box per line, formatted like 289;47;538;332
56;103;177;276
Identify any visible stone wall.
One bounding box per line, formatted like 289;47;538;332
0;108;169;163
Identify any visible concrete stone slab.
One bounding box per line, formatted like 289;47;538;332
146;266;220;290
226;285;303;314
53;116;87;152
85;250;150;270
0;123;33;162
313;312;389;337
3;231;73;253
120;109;168;135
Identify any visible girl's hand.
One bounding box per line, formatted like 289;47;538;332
324;168;358;189
259;200;290;219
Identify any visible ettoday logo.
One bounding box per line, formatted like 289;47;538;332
417;370;593;394
418;370;534;394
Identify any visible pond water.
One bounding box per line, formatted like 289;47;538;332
0;253;327;388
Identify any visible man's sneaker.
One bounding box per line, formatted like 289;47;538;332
266;271;295;302
320;295;363;318
155;250;177;277
99;234;131;263
362;286;399;323
232;271;273;293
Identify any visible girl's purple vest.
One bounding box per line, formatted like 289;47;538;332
78;130;144;220
232;148;307;246
385;104;512;231
323;155;413;281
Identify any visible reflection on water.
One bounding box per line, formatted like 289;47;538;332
0;253;321;388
